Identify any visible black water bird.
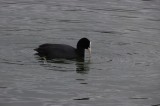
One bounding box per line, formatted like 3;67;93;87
34;38;91;59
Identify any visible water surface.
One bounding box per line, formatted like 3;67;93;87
0;0;160;106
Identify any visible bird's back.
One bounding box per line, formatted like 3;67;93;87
35;44;77;59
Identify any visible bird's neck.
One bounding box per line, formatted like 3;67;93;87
76;48;85;57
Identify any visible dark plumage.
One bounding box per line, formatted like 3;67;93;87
34;38;91;59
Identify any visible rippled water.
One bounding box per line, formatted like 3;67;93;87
0;0;160;106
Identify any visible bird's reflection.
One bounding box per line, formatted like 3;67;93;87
76;58;90;74
34;55;90;74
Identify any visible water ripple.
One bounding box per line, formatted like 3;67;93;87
74;97;90;100
57;19;84;23
0;27;53;32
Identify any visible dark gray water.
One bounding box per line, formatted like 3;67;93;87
0;0;160;106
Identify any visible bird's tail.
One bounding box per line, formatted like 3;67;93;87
34;48;38;51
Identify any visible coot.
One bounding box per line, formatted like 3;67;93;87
34;38;91;59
